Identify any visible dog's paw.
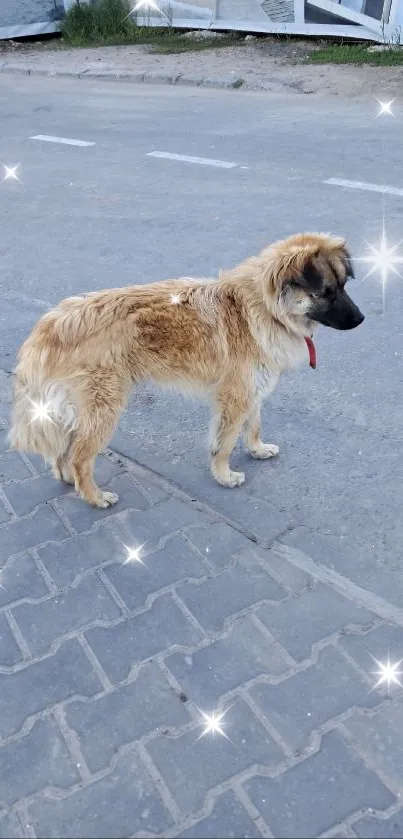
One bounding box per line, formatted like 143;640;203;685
249;443;279;460
95;491;119;508
215;469;245;488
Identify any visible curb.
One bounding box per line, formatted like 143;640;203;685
0;64;247;90
0;63;312;93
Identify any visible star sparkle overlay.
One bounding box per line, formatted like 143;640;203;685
376;98;395;118
170;294;181;305
357;213;403;314
193;706;235;745
370;655;403;695
123;0;169;24
28;398;56;426
122;543;146;566
2;164;21;183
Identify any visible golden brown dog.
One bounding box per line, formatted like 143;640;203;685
9;232;364;507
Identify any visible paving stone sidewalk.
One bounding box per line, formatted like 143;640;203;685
0;427;403;838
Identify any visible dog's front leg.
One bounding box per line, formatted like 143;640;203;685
242;400;279;460
209;389;250;488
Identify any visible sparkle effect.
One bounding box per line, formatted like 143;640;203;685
194;706;233;743
2;164;21;183
28;398;56;425
124;0;169;23
376;98;395;118
358;215;403;313
371;656;403;694
122;543;146;566
170;294;181;305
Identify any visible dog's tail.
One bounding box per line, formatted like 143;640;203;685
8;369;77;464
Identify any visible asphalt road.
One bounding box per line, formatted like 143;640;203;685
1;75;403;838
1;76;403;596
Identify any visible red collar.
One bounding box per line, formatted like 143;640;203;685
305;336;316;369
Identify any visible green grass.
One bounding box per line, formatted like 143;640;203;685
308;42;403;65
150;32;241;54
61;0;241;52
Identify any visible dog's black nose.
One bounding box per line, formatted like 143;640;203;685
355;311;365;327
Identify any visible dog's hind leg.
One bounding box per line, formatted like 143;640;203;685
52;455;74;484
66;370;129;507
70;434;118;508
209;383;251;488
68;406;121;508
242;400;279;460
52;434;75;484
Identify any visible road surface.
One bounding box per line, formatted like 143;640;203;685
0;75;402;838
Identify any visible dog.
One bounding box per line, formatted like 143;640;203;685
9;232;364;508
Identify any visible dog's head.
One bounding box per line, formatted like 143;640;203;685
270;233;364;331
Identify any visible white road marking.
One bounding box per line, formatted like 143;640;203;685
325;177;403;198
30;135;95;147
146;151;239;169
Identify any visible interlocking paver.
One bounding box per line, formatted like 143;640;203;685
26;750;174;838
0;639;102;740
11;574;121;656
4;473;71;516
0;505;69;563
244;730;395;838
0;501;11;524
344;702;403;789
0;418;400;839
253;546;313;595
24;452;50;474
338;623;403;675
248;645;381;752
354;811;403;838
0;552;49;607
92;454;126;486
59;493;210;535
185;521;256;570
0;810;23;838
65;662;190;773
173;790;263;838
166;614;289;705
37;525;123;588
256;583;375;662
0;718;78;808
146;696;284;812
103;534;207;611
0;451;32;482
86;594;204;683
0;613;23;667
55;472;150;532
177;552;287;633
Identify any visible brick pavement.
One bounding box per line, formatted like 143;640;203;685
0;428;403;838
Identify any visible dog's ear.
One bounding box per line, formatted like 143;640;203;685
341;245;355;279
282;248;325;295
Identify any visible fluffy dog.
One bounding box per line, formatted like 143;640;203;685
9;232;364;507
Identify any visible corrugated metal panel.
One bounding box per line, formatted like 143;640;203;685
0;0;62;27
262;0;294;22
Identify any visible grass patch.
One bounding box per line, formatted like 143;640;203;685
150;32;240;54
62;0;136;45
62;0;241;52
308;42;403;65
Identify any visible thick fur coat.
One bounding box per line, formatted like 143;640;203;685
9;232;364;507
